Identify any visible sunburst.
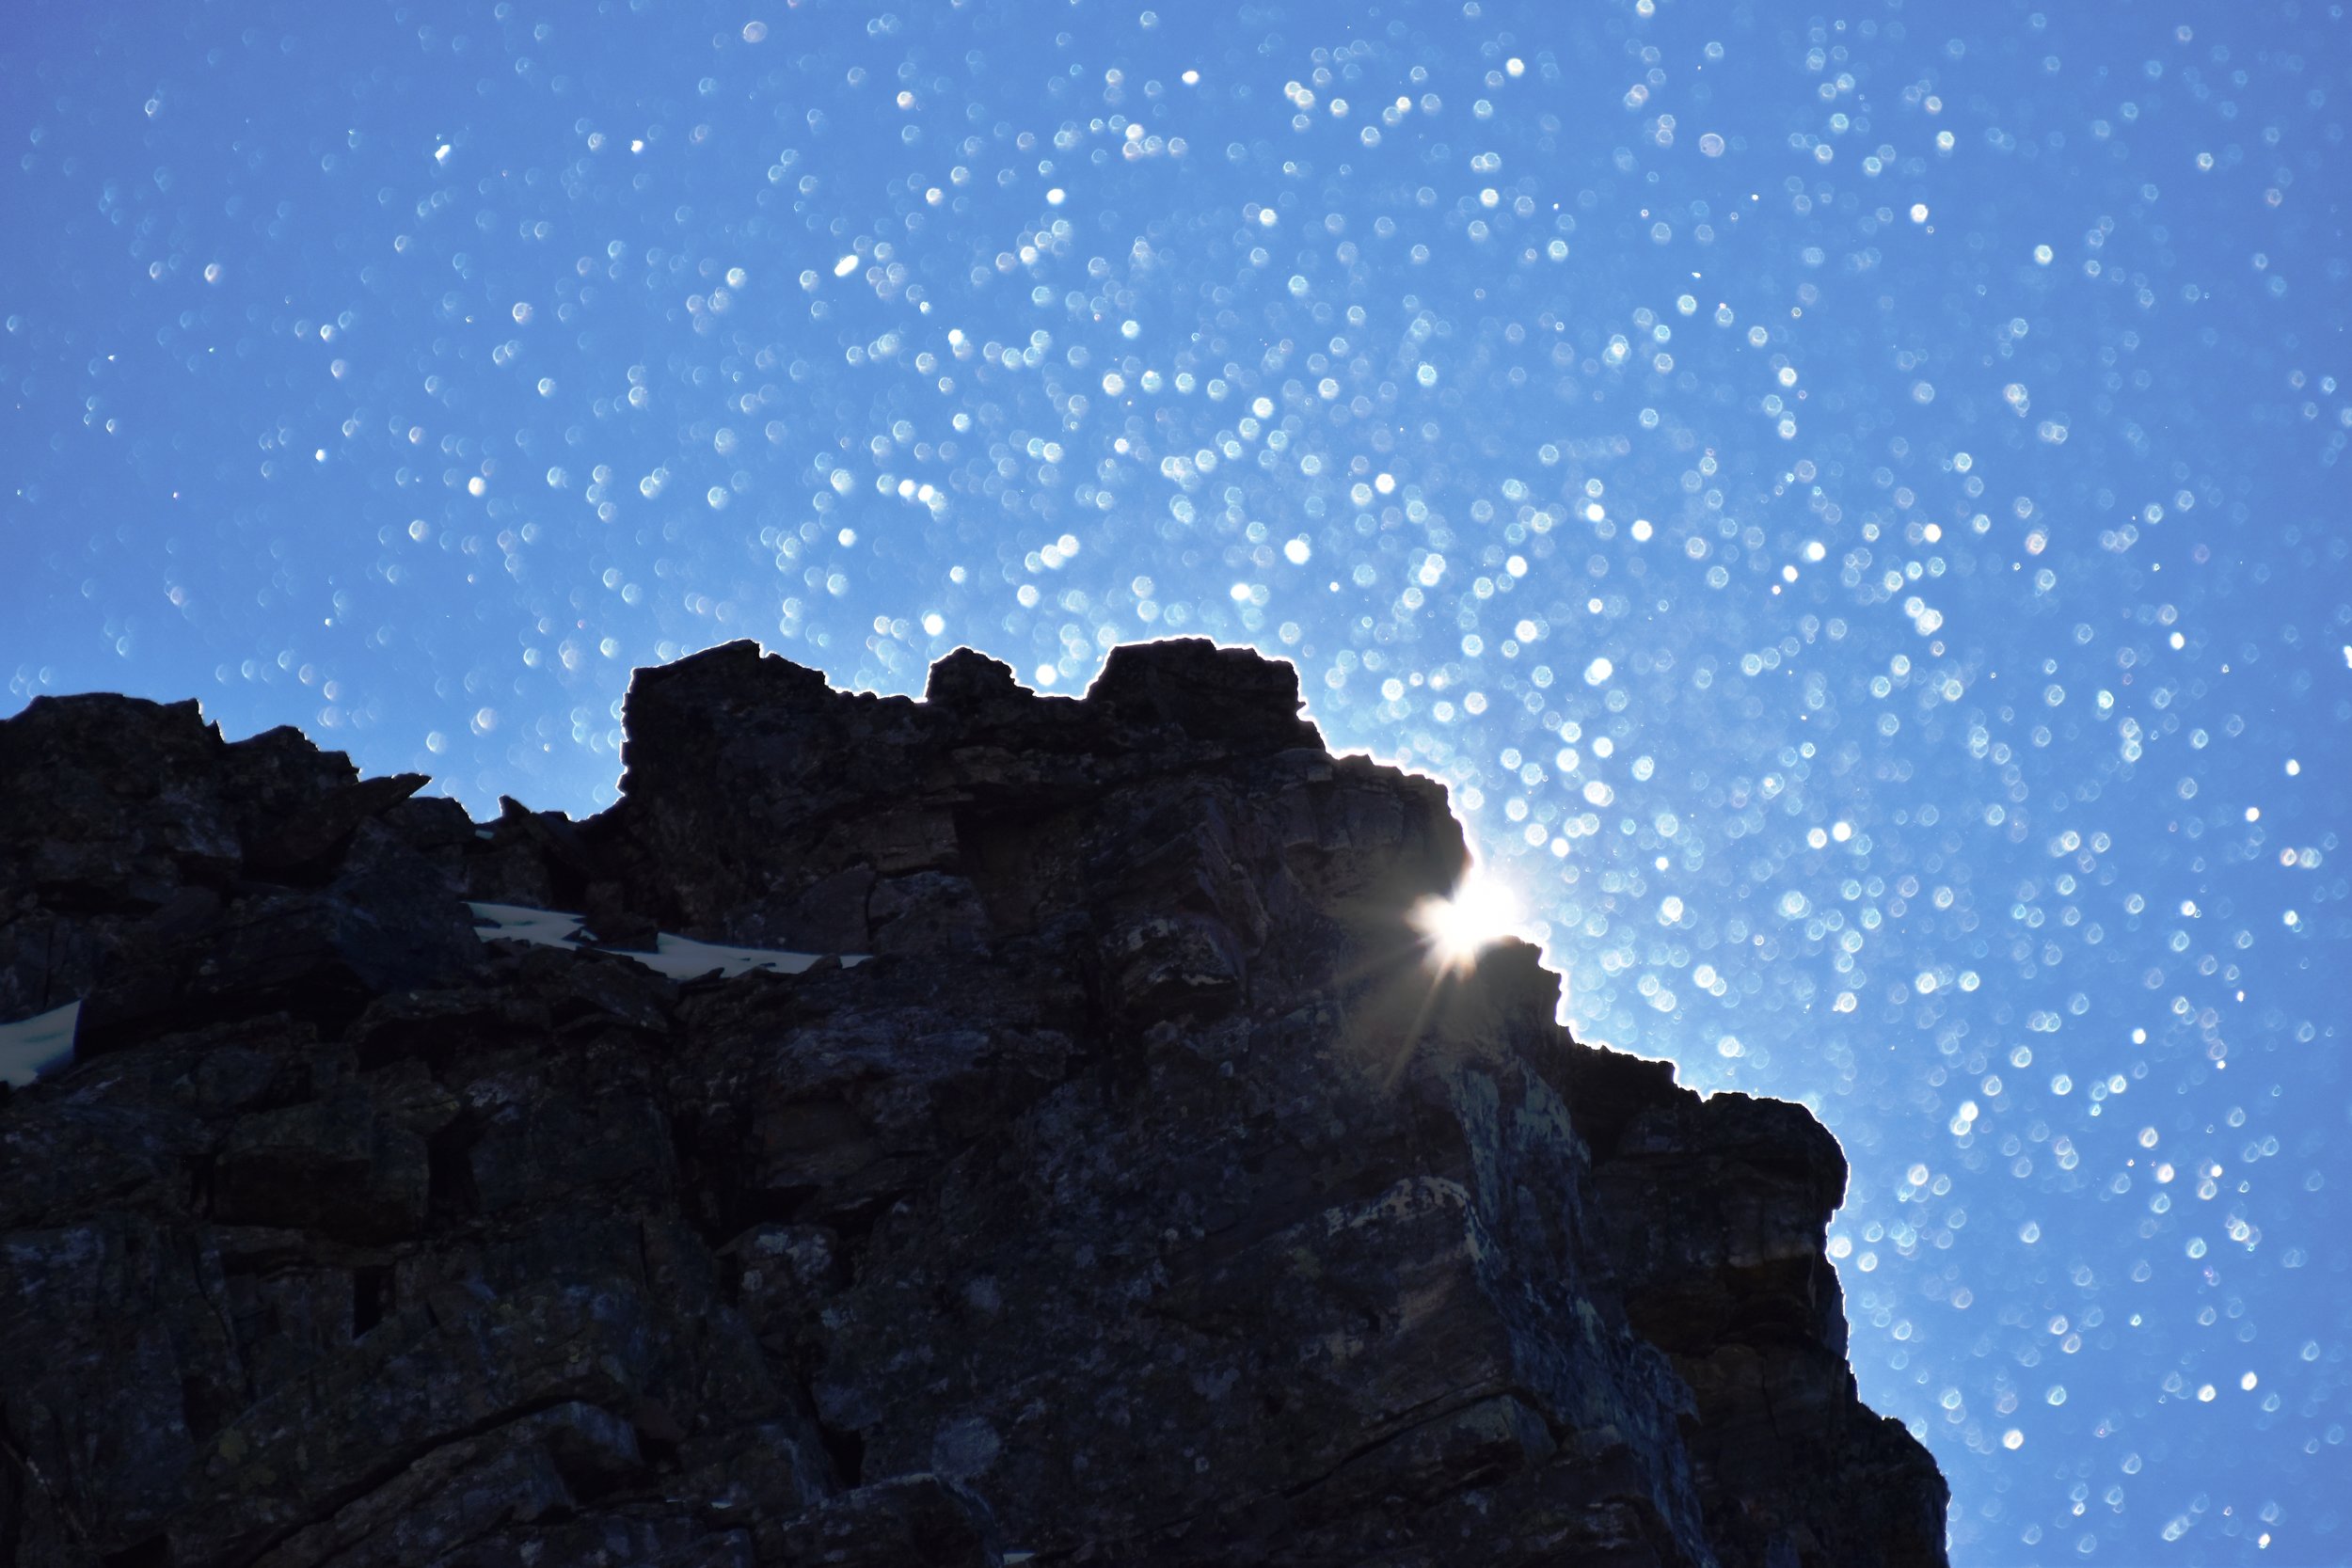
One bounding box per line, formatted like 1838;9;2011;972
1408;869;1523;975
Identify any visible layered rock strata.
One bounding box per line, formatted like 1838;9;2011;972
0;638;1947;1567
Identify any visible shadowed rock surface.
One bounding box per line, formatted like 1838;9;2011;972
0;639;1947;1567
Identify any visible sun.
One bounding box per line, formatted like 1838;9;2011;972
1409;870;1523;974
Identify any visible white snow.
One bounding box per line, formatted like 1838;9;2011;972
0;900;863;1094
0;1001;79;1088
637;932;827;980
467;902;591;947
466;902;868;981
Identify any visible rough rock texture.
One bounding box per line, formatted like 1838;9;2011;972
0;639;1947;1567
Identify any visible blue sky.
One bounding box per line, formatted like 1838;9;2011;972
5;2;2348;1559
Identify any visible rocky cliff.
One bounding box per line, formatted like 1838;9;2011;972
0;638;1947;1568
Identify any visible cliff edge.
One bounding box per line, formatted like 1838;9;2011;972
0;638;1947;1567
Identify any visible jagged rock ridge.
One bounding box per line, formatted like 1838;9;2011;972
0;638;1947;1567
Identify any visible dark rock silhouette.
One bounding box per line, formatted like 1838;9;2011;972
0;639;1947;1567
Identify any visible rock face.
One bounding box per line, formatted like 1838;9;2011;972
0;639;1947;1568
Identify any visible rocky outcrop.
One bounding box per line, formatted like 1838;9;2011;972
0;639;1947;1567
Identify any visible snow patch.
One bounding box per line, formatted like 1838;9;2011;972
467;902;868;981
467;902;590;948
0;1001;79;1088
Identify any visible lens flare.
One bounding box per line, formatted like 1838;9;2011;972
1410;871;1523;974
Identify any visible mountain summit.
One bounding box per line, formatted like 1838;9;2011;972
0;639;1947;1567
